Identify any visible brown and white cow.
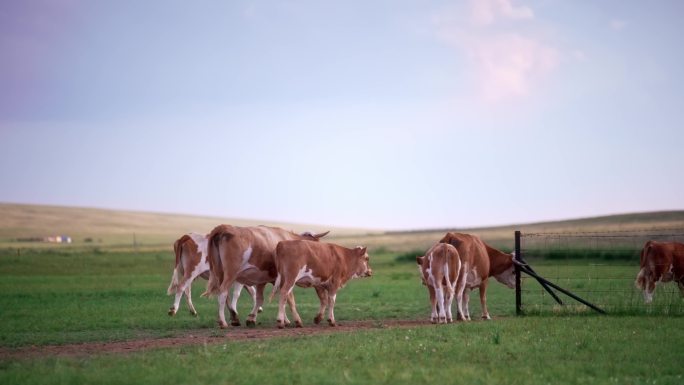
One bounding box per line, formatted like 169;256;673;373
203;225;329;328
635;240;684;303
439;232;515;320
270;240;372;328
416;242;464;324
167;232;259;321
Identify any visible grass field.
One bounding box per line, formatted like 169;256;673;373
1;205;684;384
1;246;683;384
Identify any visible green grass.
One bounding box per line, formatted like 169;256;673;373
1;317;682;385
2;247;684;384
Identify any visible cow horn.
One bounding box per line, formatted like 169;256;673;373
313;231;330;239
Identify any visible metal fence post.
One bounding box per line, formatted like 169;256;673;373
515;230;522;315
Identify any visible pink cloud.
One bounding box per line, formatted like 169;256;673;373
463;33;559;101
435;1;558;103
470;0;534;26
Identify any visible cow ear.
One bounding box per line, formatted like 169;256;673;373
416;256;424;265
356;246;367;255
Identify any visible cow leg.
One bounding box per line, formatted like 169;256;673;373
313;287;328;324
434;284;447;324
244;285;263;313
228;283;243;326
184;285;198;316
217;290;230;328
246;283;267;327
454;267;467;321
444;286;455;324
462;288;471;321
327;291;338;327
479;282;491;320
169;284;185;316
427;285;438;323
286;293;304;328
276;285;294;329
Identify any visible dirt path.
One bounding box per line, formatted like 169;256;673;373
0;319;433;360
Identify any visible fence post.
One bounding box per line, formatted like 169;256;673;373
515;230;522;315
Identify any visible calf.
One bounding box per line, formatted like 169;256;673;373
635;240;684;303
203;225;329;328
270;240;372;328
439;232;515;320
167;233;259;321
416;242;464;324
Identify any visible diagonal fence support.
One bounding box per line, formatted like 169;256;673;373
515;230;605;315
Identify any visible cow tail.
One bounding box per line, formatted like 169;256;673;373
269;274;282;303
167;236;187;295
444;246;454;297
202;227;227;297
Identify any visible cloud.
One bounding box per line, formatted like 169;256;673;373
463;33;559;101
435;0;558;103
470;0;534;26
609;19;627;31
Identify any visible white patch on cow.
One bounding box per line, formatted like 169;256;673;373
466;265;482;288
494;265;516;289
189;233;207;255
661;264;675;282
293;265;324;290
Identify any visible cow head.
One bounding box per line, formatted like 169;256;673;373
493;253;516;289
299;230;330;241
635;268;656;303
352;246;372;278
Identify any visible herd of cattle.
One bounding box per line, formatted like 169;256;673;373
167;225;684;328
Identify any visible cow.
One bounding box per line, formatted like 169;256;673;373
203;225;329;328
439;232;515;320
635;240;684;303
167;232;260;322
270;240;372;328
416;242;464;324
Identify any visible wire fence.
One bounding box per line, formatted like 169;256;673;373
518;229;684;315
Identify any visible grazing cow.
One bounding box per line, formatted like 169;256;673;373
635;240;684;303
203;225;329;328
416;242;464;324
439;232;515;320
270;240;372;328
167;233;259;321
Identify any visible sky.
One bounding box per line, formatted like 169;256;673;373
1;0;683;230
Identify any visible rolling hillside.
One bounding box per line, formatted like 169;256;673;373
1;203;683;251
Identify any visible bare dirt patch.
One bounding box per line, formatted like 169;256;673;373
0;319;435;360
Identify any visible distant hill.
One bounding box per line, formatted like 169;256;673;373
0;203;373;249
1;203;682;251
330;211;684;252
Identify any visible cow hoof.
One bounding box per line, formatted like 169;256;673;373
482;316;492;321
218;321;229;329
246;320;256;327
327;319;336;327
431;318;438;324
168;308;176;316
447;318;453;324
190;310;198;317
257;307;263;313
313;315;323;324
277;321;285;329
231;320;241;327
295;321;303;328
